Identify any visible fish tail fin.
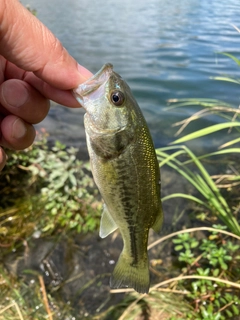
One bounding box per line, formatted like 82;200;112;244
110;251;150;294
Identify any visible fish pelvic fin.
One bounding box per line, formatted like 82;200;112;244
99;203;118;238
152;205;163;234
110;252;150;294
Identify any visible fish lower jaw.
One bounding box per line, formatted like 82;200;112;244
84;115;125;136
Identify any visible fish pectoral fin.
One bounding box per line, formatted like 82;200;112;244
151;206;163;234
99;204;118;238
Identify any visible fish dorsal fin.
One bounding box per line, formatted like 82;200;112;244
151;206;163;234
99;204;118;238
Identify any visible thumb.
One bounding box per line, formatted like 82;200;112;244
0;0;92;89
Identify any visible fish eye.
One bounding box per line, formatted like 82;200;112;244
110;91;125;106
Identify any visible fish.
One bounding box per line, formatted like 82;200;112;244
73;64;163;294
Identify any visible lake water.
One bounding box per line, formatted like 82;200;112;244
22;0;240;151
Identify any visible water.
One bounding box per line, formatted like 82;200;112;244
22;0;240;150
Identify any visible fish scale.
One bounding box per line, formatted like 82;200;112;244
73;63;163;293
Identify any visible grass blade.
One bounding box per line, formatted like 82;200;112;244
171;122;240;144
162;193;209;208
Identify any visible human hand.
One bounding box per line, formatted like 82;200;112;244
0;0;93;171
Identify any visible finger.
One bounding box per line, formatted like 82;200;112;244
5;61;86;108
0;79;50;123
0;0;92;89
0;147;6;171
24;72;81;108
1;115;35;150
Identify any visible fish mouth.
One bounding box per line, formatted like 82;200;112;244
73;63;113;107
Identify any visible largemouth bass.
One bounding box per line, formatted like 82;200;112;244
73;64;163;293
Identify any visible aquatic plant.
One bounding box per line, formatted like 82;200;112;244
156;53;240;236
156;144;240;236
108;226;240;320
0;131;101;250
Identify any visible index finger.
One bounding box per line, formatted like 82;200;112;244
4;61;82;108
0;0;92;90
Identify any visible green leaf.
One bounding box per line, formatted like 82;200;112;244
162;193;208;206
212;268;219;277
219;52;240;66
219;137;240;149
220;261;228;270
232;304;240;315
226;310;233;318
69;172;77;186
214;313;221;320
190;240;199;248
212;76;240;85
172;238;183;244
171;122;240;144
51;207;58;215
175;245;183;251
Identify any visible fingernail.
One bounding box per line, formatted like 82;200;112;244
2;81;28;108
12;118;27;139
77;64;93;82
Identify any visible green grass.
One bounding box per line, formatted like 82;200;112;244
156;145;240;235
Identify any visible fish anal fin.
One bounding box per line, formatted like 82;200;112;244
99;204;118;238
110;251;150;294
152;206;163;234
